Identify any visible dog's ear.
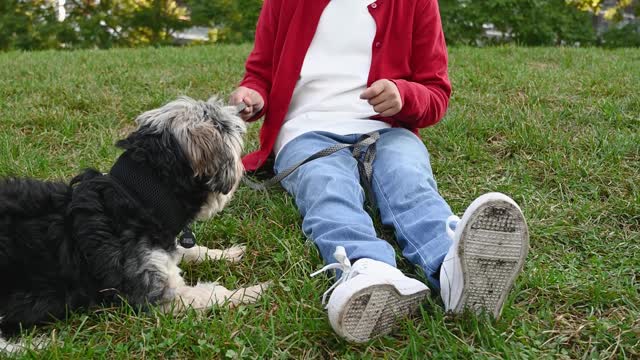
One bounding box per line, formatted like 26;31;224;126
116;125;156;151
183;124;239;195
115;126;185;173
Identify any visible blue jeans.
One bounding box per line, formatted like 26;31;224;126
274;128;454;288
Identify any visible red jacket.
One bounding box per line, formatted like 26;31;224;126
240;0;451;171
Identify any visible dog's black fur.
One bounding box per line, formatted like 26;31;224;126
0;99;244;337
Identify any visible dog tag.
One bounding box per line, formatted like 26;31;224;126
179;227;196;248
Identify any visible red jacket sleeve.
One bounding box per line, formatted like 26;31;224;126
391;0;451;128
239;0;278;122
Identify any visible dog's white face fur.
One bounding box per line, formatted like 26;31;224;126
133;96;247;220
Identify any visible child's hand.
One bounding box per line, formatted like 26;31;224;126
229;86;265;121
360;79;402;117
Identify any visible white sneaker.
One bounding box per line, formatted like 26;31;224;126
311;247;430;343
440;192;529;318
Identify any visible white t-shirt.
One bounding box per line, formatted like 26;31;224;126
273;0;391;155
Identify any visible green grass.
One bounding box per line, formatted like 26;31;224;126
0;45;638;359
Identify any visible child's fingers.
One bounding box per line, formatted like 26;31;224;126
373;101;393;114
379;106;399;117
229;91;246;105
367;91;392;106
360;81;385;99
241;104;252;114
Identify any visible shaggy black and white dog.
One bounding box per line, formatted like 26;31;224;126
0;97;266;350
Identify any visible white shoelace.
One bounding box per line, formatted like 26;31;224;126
310;246;354;307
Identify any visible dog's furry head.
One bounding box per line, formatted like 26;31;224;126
117;96;246;220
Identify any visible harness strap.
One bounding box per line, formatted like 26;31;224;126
354;132;379;215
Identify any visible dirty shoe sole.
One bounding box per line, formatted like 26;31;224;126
336;284;429;343
456;198;529;318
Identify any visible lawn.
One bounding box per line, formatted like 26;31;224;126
0;45;638;359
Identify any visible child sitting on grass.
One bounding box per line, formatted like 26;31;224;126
230;0;529;343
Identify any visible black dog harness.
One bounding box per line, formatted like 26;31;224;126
109;151;196;248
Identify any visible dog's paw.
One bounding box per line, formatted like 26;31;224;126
219;245;246;263
230;281;271;306
177;244;245;264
